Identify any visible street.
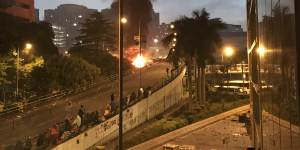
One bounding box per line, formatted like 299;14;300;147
0;62;170;146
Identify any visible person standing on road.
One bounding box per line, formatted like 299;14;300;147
65;101;73;120
166;67;170;78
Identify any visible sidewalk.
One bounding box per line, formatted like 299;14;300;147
128;105;251;150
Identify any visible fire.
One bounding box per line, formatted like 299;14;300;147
132;54;146;68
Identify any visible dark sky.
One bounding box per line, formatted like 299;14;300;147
35;0;246;29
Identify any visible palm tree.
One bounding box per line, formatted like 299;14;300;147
163;9;225;109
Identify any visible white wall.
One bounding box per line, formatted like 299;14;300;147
52;68;186;150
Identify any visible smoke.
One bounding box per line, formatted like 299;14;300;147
110;0;154;47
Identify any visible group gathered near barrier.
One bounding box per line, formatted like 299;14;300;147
3;66;182;150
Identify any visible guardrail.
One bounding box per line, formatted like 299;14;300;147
0;71;129;117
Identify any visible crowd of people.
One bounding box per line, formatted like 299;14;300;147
6;86;153;150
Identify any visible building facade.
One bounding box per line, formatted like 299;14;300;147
247;0;300;149
0;0;35;22
44;4;97;49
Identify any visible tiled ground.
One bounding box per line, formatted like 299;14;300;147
153;115;251;150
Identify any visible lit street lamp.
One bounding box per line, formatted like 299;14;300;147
170;24;175;29
119;0;125;149
221;46;234;111
16;43;33;99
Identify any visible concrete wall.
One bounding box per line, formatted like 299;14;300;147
52;68;186;150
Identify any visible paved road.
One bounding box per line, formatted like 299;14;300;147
0;62;170;146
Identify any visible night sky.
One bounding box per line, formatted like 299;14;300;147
35;0;246;30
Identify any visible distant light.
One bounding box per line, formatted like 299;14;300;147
172;43;176;47
170;24;175;29
243;74;246;79
66;34;69;37
121;17;127;24
173;38;177;42
65;50;69;54
224;47;234;57
73;23;77;27
156;49;159;52
153;39;159;43
24;43;32;55
25;43;33;50
172;48;175;52
132;54;146;68
257;46;266;57
174;32;177;36
78;15;82;18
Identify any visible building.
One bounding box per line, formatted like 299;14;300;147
52;25;67;49
247;0;300;149
213;24;247;63
35;8;39;22
44;4;97;49
0;0;35;22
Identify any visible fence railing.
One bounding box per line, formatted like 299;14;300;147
0;71;127;117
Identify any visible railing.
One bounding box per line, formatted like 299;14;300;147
0;71;129;117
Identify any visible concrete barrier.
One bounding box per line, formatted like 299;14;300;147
52;68;186;150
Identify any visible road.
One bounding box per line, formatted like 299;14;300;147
0;62;170;147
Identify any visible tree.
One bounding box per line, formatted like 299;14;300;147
163;9;225;109
76;12;115;52
72;12;132;74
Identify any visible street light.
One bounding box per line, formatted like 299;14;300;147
173;38;177;42
119;0;125;149
257;46;265;57
170;24;175;29
121;17;127;24
224;47;234;58
221;46;234;111
16;43;33;99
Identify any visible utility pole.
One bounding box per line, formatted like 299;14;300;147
118;0;124;149
139;21;142;89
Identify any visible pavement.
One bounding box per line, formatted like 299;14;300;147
129;105;251;150
0;62;171;147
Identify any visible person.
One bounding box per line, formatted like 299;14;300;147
138;88;144;99
72;113;82;129
104;104;111;120
14;140;23;150
78;105;85;119
50;125;58;145
23;136;32;150
130;92;136;102
65;101;73;120
166;67;170;77
36;132;45;147
64;119;72;131
78;105;86;127
110;97;116;114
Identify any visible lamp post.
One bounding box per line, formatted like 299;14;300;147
222;46;234;111
16;43;32;99
119;0;125;148
139;21;142;89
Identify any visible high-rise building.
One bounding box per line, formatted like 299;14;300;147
35;8;39;22
52;25;67;49
0;0;35;22
44;4;97;49
247;0;300;149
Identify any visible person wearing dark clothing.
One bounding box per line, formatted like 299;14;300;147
110;99;116;114
110;93;115;102
64;119;72;131
130;92;136;102
23;136;32;150
14;140;23;150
